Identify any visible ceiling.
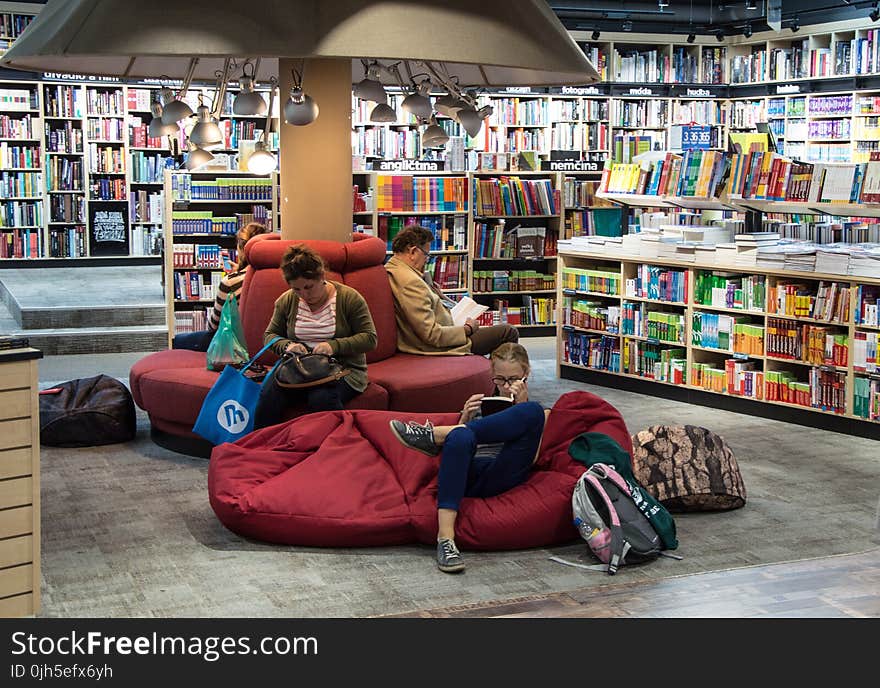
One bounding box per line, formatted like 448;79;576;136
14;1;880;41
549;1;880;38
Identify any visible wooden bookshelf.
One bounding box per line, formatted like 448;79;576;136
162;169;279;346
557;249;880;434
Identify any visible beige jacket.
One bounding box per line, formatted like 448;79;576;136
385;254;471;356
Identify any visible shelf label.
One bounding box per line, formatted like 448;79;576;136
647;337;660;345
678;125;714;150
684;88;713;98
541;160;602;172
776;84;801;94
732;352;749;361
558;85;606;96
628;87;655;96
372;159;445;172
501;87;534;94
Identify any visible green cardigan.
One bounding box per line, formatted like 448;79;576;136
263;281;378;392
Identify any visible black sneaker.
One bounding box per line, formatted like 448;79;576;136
389;419;440;456
436;538;465;573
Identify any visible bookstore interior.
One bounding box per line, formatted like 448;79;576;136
0;0;879;435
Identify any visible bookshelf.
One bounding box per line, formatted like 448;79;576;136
557;249;880;436
0;79;41;259
470;171;560;333
162;169;279;345
0;2;37;58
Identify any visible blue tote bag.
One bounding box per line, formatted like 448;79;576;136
193;337;281;446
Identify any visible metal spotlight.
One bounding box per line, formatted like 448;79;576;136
591;29;600;40
622;19;633;32
687;33;696;43
188;104;223;149
232;70;267;117
746;0;757;10
246;140;277;175
743;23;753;38
422;116;450;148
369;102;397;123
871;4;879;22
283;88;319;126
716;30;725;42
658;0;669;7
183;141;213;170
791;16;800;32
401;80;433;120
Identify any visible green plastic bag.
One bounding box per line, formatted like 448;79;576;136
206;294;249;372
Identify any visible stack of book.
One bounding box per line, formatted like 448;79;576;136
734;232;780;266
0;335;29;350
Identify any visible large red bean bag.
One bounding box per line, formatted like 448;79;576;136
208;391;632;550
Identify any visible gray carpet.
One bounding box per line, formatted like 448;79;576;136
35;340;880;617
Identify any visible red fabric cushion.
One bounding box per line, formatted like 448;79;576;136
367;352;493;412
208;390;631;550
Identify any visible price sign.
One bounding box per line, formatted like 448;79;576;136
680;125;713;150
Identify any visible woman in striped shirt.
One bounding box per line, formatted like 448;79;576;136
253;244;378;429
172;222;272;351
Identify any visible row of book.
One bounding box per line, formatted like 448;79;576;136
472;223;555;259
129;190;163;224
855;285;880;326
85;117;125;141
692;360;763;399
0;171;41;198
173;270;223;303
765;319;849;366
472;177;557;217
624;266;688;303
171;243;226;269
853;377;880;421
694;271;766;312
853;331;879;373
0;113;35;139
378;214;467;251
130;151;172;184
562;298;619;333
127;117;168;150
0;228;41;258
374;175;468;213
768;281;851;323
90;177;126;201
131;225;162;257
1;143;41;169
87;144;125;174
563;207;624;239
473;297;556;327
45;121;83;154
47;226;85;258
173;309;209;336
49;194;83;222
692;313;764;355
171;211;241;236
562;268;621;295
43;85;84;118
622;341;684;383
563;332;620;373
46;157;83;191
425;254;466;291
169;176;274;202
472;270;555;293
1;200;42;227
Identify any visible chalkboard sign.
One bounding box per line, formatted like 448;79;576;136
88;201;130;256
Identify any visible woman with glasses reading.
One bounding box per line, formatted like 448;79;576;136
389;343;548;574
385;224;518;356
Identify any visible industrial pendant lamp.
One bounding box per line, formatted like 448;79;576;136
247;77;278;174
283;61;319;126
188;101;224;149
370;102;397;122
183;140;213;170
392;63;433;121
188;60;234;149
457;103;493;138
147;99;179;138
352;60;388;103
422;116;450;148
160;59;198;124
232;59;267;116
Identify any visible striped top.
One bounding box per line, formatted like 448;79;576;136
207;271;246;331
295;294;337;348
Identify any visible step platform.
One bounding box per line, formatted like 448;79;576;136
0;266;168;355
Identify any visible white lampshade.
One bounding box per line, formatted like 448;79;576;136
247;140;277;174
457;107;487;138
147;101;179;137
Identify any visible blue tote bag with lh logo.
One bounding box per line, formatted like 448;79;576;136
193;337;281;446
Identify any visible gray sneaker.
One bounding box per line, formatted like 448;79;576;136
436;538;465;573
389;419;440;456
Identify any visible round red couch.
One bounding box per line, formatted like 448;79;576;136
208;390;632;550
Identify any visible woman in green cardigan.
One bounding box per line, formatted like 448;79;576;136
254;244;377;429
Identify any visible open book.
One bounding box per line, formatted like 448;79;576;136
450;296;489;327
481;395;514;417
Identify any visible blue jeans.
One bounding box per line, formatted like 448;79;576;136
253;370;359;430
172;329;215;352
437;401;545;511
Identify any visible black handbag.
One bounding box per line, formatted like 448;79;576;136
274;352;350;389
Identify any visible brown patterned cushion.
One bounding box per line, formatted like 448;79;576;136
630;425;746;512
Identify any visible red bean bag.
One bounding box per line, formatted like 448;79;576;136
207;390;632;550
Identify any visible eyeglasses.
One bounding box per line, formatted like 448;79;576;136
414;246;431;258
491;376;526;387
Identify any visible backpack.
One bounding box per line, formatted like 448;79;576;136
570;463;661;574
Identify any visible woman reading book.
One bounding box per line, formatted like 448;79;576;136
389;343;549;574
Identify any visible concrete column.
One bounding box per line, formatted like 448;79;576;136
278;58;352;242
